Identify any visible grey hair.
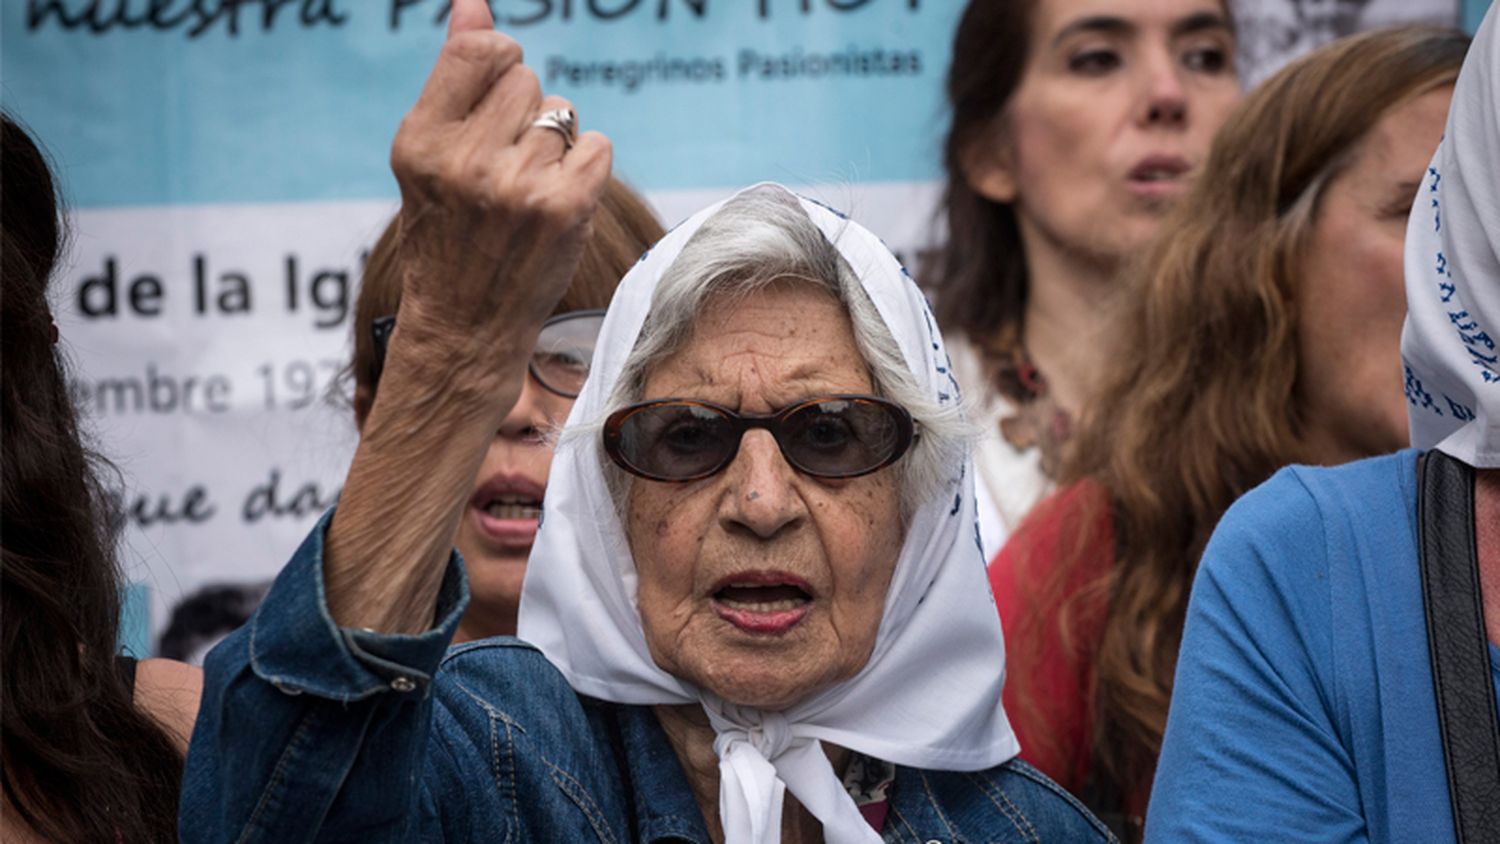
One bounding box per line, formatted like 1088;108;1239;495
579;185;971;522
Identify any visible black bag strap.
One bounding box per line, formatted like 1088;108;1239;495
1417;449;1500;844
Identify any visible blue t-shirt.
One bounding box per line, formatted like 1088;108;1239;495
1148;450;1500;843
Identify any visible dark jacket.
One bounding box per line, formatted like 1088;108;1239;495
180;513;1114;843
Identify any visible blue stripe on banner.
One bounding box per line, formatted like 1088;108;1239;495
1466;0;1492;32
1;2;963;209
119;582;152;658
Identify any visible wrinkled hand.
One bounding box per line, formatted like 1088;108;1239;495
322;0;611;635
387;0;611;383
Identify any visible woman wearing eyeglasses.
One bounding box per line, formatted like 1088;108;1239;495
181;3;1111;840
347;176;663;641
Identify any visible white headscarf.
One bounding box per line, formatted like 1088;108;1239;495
1402;5;1500;467
518;184;1018;844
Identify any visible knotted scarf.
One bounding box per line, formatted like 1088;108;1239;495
519;184;1018;844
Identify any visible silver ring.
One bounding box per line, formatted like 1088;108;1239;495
531;107;577;151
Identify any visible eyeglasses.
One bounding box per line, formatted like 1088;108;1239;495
371;309;606;399
602;395;915;482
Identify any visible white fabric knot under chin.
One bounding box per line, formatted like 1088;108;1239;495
706;703;880;844
712;708;793;760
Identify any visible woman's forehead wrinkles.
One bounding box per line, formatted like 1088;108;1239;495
648;353;870;409
698;311;822;341
698;343;862;377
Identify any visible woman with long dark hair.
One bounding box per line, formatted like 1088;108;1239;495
929;0;1241;553
1;114;200;842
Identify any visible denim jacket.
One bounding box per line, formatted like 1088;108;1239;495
180;513;1114;843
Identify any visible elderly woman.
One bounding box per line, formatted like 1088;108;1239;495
179;3;1111;842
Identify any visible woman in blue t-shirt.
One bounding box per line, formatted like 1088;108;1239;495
1148;8;1500;842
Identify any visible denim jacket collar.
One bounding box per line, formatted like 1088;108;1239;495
606;702;713;844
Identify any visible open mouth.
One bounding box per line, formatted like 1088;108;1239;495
479;494;542;521
1131;167;1182;183
1127;156;1191;193
467;476;547;548
715;583;812;612
711;574;814;634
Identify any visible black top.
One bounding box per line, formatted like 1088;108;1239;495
115;654;138;697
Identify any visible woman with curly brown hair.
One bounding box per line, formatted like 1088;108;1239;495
987;25;1469;839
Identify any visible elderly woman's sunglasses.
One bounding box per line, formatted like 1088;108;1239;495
371;309;606;399
602;395;915;482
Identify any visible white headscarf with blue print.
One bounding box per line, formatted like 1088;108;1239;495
1402;5;1500;467
518;183;1019;844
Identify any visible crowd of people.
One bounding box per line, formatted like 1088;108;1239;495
2;0;1497;841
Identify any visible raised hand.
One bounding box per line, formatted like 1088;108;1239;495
324;0;611;634
385;0;612;384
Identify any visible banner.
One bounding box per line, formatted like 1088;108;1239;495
0;0;1469;657
1236;0;1460;84
1467;0;1493;31
3;0;964;657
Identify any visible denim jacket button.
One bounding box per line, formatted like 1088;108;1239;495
390;676;418;693
273;680;303;696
